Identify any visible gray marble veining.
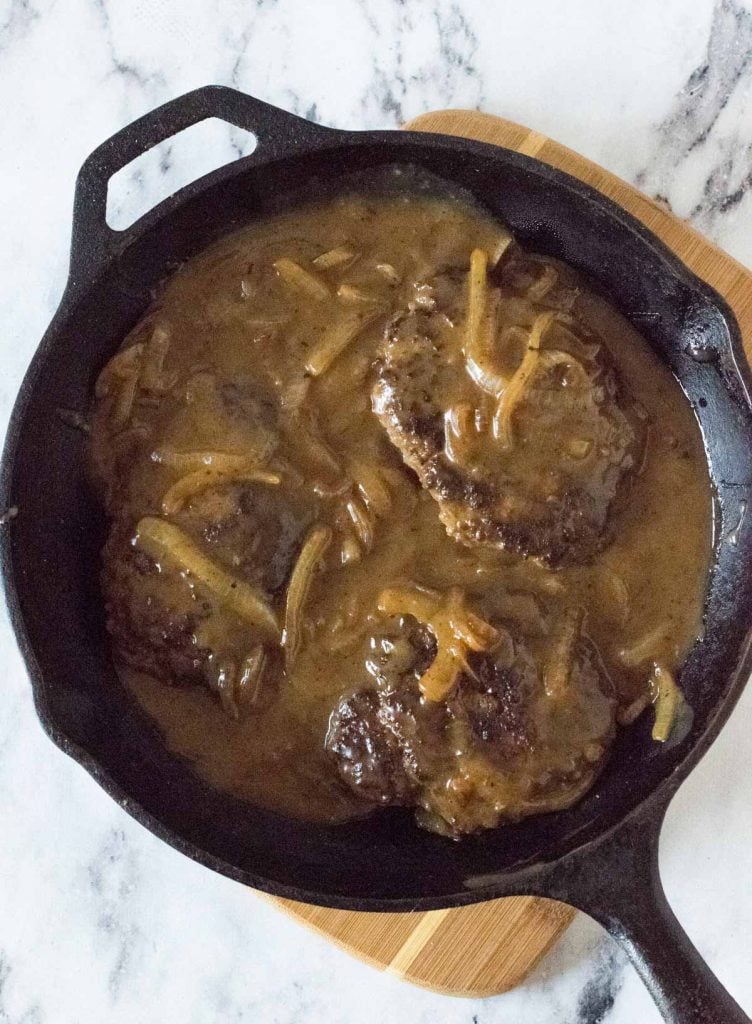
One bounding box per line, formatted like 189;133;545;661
0;1;751;1022
637;0;752;232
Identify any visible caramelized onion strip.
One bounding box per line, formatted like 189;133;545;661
537;348;592;385
464;248;508;397
237;646;268;707
651;662;682;742
617;689;652;726
312;247;357;270
273;258;330;300
418;645;467;704
111;372;139;429
526;264;558;301
465;248;488;352
283;525;333;668
350;461;392;517
289;417;343;478
139;325;173;391
337;283;381;305
305;310;379;376
444;403;478;465
489;230;514;268
377;586;498;702
619;624;674;667
160;467;281;515
377;585;441;624
339;533;362;565
96;343;145;429
492;311;556;446
151;450;264;473
345;497;375;551
544;606;583;698
95;343;144;399
468;288;508;396
374;262;401;284
135;517;280;639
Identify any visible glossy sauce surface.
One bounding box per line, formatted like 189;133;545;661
89;189;713;832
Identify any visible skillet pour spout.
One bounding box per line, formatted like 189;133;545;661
2;86;752;1023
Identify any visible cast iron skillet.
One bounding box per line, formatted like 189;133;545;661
2;86;751;1023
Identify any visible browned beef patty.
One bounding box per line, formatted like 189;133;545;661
372;286;643;565
326;621;615;835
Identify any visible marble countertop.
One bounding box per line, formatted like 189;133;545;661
2;0;752;1021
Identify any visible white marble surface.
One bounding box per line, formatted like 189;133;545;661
1;1;752;1021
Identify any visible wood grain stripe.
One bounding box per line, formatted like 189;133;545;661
386;908;453;976
516;130;548;157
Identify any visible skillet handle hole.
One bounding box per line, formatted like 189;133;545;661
105;118;258;232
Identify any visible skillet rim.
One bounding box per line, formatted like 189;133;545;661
3;99;752;911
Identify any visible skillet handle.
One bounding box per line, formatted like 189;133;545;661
69;85;334;285
533;797;750;1023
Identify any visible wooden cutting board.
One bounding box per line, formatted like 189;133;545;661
267;109;752;998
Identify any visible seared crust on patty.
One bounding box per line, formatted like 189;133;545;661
372;303;642;565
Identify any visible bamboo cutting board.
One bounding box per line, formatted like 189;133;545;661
268;109;752;998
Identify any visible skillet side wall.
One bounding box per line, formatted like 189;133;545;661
3;133;752;907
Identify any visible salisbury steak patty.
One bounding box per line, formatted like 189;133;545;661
102;520;212;686
325;689;425;804
326;618;616;835
372;277;643;565
100;482;296;716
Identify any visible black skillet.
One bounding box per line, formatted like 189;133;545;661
2;87;751;1023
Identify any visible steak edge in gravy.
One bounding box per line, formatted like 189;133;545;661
89;182;712;836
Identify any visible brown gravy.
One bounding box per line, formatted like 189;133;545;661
89;188;713;832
